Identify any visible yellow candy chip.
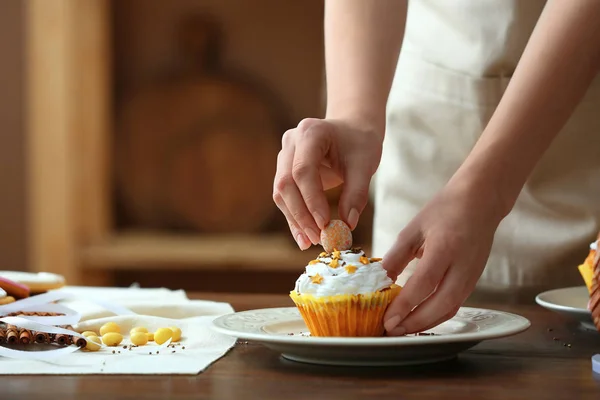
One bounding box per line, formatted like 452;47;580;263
102;332;123;347
130;326;148;336
85;335;102;352
154;328;173;345
169;326;182;342
130;332;148;346
99;322;120;336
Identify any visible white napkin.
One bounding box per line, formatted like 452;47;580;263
0;286;237;375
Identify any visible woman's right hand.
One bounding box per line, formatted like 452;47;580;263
272;117;384;250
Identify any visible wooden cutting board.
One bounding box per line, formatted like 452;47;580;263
115;15;287;233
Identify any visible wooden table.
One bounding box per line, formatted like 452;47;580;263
2;292;600;399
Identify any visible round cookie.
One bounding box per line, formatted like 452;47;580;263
0;288;16;305
320;219;353;253
0;271;65;294
0;276;30;299
0;295;16;305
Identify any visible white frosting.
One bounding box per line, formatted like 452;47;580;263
0;288;6;298
0;271;65;285
591;241;598;251
294;249;393;296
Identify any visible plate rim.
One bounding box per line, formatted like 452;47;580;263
211;306;531;346
535;286;591;316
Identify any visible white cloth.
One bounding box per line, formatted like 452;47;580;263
0;287;236;375
373;0;600;291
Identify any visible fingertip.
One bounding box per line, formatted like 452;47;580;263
347;208;359;231
312;211;327;231
295;233;311;250
387;325;406;337
383;314;402;332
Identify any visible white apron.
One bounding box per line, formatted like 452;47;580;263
373;0;600;294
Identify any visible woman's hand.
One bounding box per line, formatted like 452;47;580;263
381;0;600;336
272;118;383;249
382;178;508;335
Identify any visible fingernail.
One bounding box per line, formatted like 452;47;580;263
305;228;320;245
384;315;402;332
296;233;311;250
313;212;326;230
389;326;406;336
348;208;359;230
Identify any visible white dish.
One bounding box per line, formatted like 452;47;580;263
212;306;530;366
535;286;595;331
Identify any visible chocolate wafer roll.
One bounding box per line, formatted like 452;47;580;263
19;328;32;344
54;333;69;346
0;327;6;344
6;325;18;344
34;331;50;344
74;336;87;348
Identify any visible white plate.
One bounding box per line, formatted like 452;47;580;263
212;306;530;366
535;286;595;331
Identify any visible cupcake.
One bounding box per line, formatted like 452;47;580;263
578;238;597;293
290;245;401;337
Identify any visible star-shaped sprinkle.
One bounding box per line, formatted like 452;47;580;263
310;274;324;284
344;265;357;274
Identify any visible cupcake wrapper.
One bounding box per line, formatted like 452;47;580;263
289;285;401;337
579;249;597;294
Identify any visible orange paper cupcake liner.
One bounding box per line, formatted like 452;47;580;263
579;249;596;293
289;285;401;337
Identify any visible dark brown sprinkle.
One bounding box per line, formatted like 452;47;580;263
547;328;553;332
416;332;436;336
172;350;176;353
112;350;115;354
182;346;185;349
156;351;159;354
123;346;127;349
149;352;152;355
118;351;121;354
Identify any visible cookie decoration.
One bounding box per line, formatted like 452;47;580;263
320;219;352;253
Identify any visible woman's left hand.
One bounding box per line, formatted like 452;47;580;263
382;179;508;335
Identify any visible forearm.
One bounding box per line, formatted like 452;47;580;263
324;0;407;134
454;0;600;216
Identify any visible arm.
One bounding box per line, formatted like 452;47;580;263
452;0;600;215
324;0;407;135
272;0;408;247
383;0;600;335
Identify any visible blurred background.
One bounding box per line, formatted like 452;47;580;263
0;0;374;294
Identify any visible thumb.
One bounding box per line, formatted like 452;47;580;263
338;162;373;230
382;225;423;280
